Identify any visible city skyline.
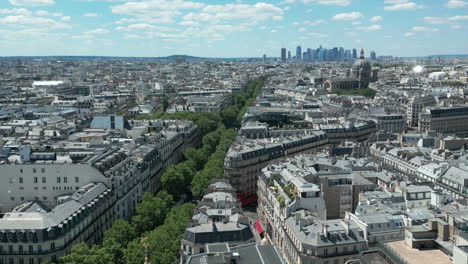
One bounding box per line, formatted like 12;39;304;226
0;0;467;57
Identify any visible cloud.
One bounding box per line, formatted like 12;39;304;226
86;29;110;35
111;0;205;24
83;13;99;17
404;32;414;37
61;16;71;21
0;15;70;30
384;2;423;11
384;0;407;3
281;0;351;6
352;21;361;25
369;16;382;22
307;32;328;38
298;27;306;32
446;0;467;8
36;10;62;17
116;23;175;32
182;3;284;25
8;0;54;6
303;19;325;26
357;24;382;31
449;15;468;21
423;15;468;24
412;26;439;32
332;11;362;21
0;8;32;16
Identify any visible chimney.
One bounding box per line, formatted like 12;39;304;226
345;220;351;235
323;224;329;238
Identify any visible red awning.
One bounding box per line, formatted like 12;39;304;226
254;219;264;234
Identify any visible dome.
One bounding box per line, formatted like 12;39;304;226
352;49;371;70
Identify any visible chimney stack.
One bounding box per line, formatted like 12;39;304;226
323;224;329;238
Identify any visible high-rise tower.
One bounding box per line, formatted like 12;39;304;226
281;48;286;62
296;46;302;60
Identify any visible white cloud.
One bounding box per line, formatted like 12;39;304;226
8;0;54;6
116;23;175;32
182;3;284;25
0;15;70;30
384;0;408;3
450;15;468;21
412;26;439;32
307;32;328;38
446;0;467;8
0;8;32;16
357;24;382;31
61;16;71;21
83;13;99;17
36;10;62;17
352;21;361;25
86;28;110;35
298;27;306;32
384;2;423;11
111;0;205;24
303;19;325;26
281;0;351;6
423;15;468;24
332;11;362;21
305;9;313;13
404;32;414;37
369;16;382;22
271;29;277;33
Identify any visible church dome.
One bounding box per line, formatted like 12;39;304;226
352;49;371;70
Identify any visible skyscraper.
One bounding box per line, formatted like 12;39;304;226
345;50;351;59
339;47;344;60
307;48;313;61
370;51;376;60
288;51;291;60
281;48;286;62
352;48;357;59
296;46;302;60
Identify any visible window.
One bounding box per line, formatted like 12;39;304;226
29;259;34;264
29;245;33;253
41;168;45;173
19;245;23;253
21;197;24;201
19;177;23;184
37;245;42;252
20;168;23;173
10;197;14;201
50;243;55;250
42;177;46;183
9;245;13;253
43;197;47;201
57;177;61;183
34;177;38;183
75;177;79;183
64;177;68;183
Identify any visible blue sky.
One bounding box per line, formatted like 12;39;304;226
0;0;467;57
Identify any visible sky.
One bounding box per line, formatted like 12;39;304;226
0;0;467;57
